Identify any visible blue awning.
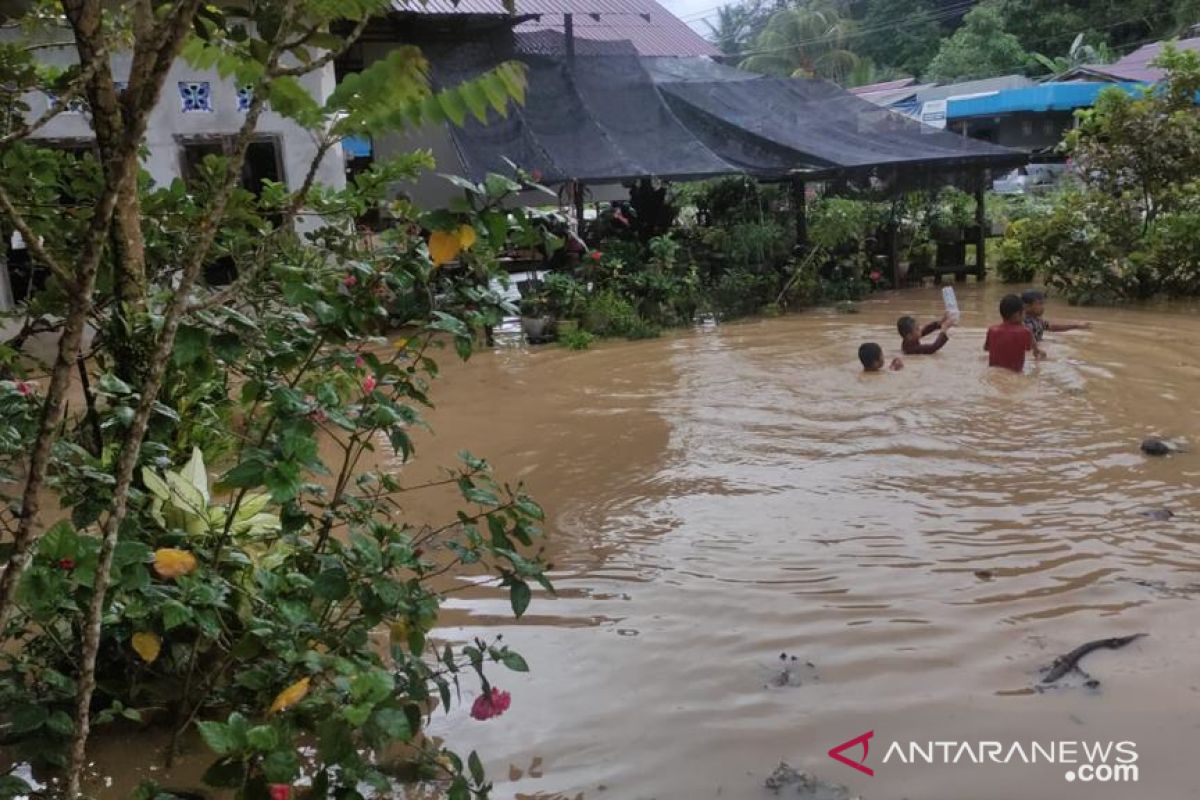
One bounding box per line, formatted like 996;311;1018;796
342;135;373;158
948;82;1144;119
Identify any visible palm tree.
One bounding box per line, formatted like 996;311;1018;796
738;0;863;84
705;3;759;57
1031;33;1115;77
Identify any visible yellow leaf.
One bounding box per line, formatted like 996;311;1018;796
131;631;161;664
393;337;410;351
389;619;410;647
268;676;310;715
152;548;197;579
456;224;477;250
428;229;461;266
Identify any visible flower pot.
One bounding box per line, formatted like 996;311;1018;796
521;315;552;343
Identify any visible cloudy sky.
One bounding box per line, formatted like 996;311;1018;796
659;0;724;34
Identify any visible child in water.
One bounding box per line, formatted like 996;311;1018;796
1022;290;1091;342
985;294;1043;372
858;342;903;372
897;312;956;355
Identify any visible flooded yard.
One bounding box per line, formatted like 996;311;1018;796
405;282;1200;800
74;282;1200;799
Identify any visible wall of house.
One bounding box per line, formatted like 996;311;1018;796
5;30;346;207
958;111;1074;152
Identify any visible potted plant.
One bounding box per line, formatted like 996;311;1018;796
519;293;553;343
930;190;973;242
542;272;585;337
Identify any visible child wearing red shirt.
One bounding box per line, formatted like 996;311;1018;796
985;294;1041;372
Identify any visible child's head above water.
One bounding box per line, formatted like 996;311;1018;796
1000;293;1025;323
858;342;884;371
896;315;918;340
1021;289;1046;319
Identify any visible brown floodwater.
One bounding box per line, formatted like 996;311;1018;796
64;282;1200;798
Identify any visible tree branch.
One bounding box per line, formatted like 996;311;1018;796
65;3;303;793
0;185;73;284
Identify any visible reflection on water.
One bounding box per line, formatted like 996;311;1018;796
70;283;1200;798
410;283;1200;800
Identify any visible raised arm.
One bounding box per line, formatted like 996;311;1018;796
1046;320;1092;332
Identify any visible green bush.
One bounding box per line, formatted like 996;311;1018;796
708;269;780;319
583;289;639;336
995;220;1041;283
559;330;596;350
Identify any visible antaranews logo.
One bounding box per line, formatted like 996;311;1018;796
826;732;1138;783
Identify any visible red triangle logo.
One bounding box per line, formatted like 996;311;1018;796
827;730;875;776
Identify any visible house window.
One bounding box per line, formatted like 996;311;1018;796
1043;119;1056;136
1021;119;1034;137
179;136;284;195
237;86;254;112
178;81;213;113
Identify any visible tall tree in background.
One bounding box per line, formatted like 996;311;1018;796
924;2;1029;81
706;1;770;57
739;0;863;82
1031;32;1114;76
994;0;1176;57
856;0;946;78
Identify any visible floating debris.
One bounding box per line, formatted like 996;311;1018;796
1040;633;1147;686
764;763;861;799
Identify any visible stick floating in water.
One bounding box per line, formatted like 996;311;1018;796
1041;633;1147;684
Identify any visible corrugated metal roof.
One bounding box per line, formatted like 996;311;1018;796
947;81;1142;119
914;75;1034;104
393;0;718;57
1073;36;1200;83
849;77;916;96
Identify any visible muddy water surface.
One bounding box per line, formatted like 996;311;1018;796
399;283;1200;800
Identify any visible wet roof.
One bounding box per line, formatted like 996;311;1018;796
1070;36;1200;83
392;0;719;57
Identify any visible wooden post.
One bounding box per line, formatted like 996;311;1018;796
573;180;585;233
564;13;575;68
974;172;986;279
791;178;807;249
888;221;900;288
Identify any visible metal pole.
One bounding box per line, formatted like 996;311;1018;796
564;13;574;68
974;172;987;279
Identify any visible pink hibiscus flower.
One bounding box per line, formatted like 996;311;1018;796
470;687;512;721
343;274;358;288
362;374;377;393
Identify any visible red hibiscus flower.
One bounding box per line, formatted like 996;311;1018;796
470;687;512;721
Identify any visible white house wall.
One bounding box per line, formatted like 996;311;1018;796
5;30;346;207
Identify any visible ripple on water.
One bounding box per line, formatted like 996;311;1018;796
410;284;1200;800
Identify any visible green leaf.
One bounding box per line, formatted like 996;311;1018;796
312;568;350;601
197;721;237;756
246;724;279;751
97;373;133;395
371;707;413;742
141;470;171;501
173;325;210;367
510;580;531;618
350;669;393;704
201;757;246;789
0;775;32;796
500;650;529;672
468;751;485;785
180;446;211;504
448;776;470;800
262;749;299;784
8;704;47;733
221;459;266;489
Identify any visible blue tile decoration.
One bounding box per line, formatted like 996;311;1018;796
178;81;212;113
45;93;88;114
237;85;253;112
